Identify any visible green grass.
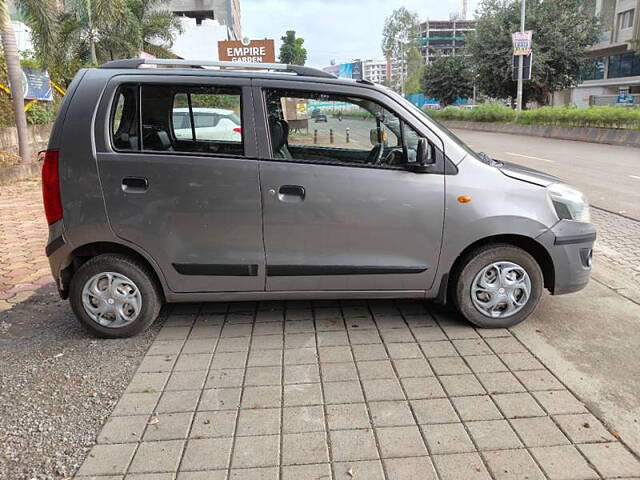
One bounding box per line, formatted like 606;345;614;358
426;104;640;130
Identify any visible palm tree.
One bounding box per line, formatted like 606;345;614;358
0;0;58;163
98;0;183;60
63;0;126;65
0;0;30;162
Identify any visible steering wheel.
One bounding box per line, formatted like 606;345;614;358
366;143;384;165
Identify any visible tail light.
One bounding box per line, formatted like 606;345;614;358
233;127;242;134
42;150;62;225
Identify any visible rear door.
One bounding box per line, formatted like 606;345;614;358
253;80;446;292
94;75;265;293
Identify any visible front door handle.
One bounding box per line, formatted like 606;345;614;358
122;177;148;193
278;185;305;202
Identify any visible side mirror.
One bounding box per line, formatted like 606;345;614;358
417;138;435;166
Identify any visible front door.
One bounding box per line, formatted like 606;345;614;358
256;83;445;292
96;77;265;293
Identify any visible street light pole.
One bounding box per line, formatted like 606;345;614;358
516;0;526;112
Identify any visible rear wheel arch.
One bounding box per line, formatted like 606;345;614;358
59;241;166;300
445;234;555;302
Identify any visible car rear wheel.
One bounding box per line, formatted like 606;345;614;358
453;244;543;328
70;254;162;338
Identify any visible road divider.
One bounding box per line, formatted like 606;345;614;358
442;120;640;148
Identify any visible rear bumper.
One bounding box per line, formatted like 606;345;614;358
537;220;596;295
45;220;70;298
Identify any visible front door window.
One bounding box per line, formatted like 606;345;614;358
264;89;422;168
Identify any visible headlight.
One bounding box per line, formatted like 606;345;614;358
547;183;590;223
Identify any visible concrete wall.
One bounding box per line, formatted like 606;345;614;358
441;121;640;148
0;123;52;157
0;123;52;185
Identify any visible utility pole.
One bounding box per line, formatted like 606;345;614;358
516;0;526;112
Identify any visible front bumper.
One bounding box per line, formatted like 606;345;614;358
537;219;596;295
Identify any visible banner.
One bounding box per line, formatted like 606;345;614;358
512;31;533;56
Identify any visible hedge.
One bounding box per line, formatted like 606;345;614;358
426;104;640;130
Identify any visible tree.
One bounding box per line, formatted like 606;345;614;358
99;0;183;60
62;0;127;65
278;30;306;65
404;46;425;94
0;0;57;163
423;56;473;106
0;0;30;162
381;7;421;95
467;0;601;106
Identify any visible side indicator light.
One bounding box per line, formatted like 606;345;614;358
457;195;472;204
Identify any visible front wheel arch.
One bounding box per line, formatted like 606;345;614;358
446;234;555;304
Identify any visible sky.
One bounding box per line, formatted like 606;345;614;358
242;0;481;69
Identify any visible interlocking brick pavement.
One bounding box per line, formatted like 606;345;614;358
2;177;640;478
591;208;640;283
0;178;51;312
75;302;640;479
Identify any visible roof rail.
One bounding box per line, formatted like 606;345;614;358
99;58;336;79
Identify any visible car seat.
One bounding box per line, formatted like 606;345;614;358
269;118;293;159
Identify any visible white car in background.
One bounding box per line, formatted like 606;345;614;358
172;107;242;142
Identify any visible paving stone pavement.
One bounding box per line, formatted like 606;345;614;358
2;178;640;478
75;302;640;480
0;177;50;312
591;208;640;284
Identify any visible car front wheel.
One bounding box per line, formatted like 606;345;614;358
453;244;543;328
69;254;162;338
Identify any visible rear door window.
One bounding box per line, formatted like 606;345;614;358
111;85;139;151
146;85;243;155
110;84;244;157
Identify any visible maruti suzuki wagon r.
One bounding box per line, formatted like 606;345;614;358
42;58;596;338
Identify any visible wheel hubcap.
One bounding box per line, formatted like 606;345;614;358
471;261;531;318
81;272;142;328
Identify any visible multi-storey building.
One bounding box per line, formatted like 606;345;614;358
323;59;390;85
167;0;242;40
419;19;476;64
362;60;389;84
166;0;242;60
555;0;639;107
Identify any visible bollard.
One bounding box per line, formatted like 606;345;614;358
346;127;350;143
330;129;334;144
314;129;317;144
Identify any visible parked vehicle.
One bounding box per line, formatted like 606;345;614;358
172;107;242;142
43;59;595;338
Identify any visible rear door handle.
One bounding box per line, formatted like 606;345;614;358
122;177;148;193
277;185;305;202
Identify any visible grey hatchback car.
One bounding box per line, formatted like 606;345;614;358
42;59;596;338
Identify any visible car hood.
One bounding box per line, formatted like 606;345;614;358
498;160;561;187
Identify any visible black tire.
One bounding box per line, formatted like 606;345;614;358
69;254;162;338
453;244;543;328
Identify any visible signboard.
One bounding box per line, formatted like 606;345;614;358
512;31;533;56
512;54;533;80
218;39;275;63
616;92;635;106
10;68;53;101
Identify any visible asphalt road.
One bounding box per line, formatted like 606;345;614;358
452;129;640;220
